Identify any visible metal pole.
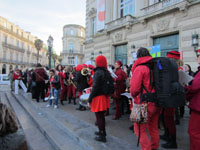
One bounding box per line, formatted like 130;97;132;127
49;46;52;69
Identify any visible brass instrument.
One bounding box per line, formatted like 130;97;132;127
81;68;90;76
66;72;77;88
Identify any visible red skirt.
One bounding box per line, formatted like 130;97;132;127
90;95;110;112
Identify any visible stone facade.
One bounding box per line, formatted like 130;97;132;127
61;24;85;66
85;0;200;70
0;16;48;74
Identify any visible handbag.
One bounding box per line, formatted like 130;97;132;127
130;102;148;123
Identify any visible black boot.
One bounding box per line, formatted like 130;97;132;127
68;98;71;104
95;131;106;143
73;98;76;105
160;129;170;142
161;135;177;149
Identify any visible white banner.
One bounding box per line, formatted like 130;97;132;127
96;0;106;31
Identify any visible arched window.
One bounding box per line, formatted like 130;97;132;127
69;43;74;53
2;64;6;74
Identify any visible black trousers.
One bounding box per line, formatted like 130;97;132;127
95;111;106;134
35;81;45;100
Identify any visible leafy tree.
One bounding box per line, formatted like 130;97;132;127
34;39;43;64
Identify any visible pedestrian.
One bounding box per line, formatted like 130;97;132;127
8;69;14;91
130;47;161;150
46;69;61;109
184;64;195;77
88;55;111;143
112;60;127;120
13;69;27;95
185;49;200;150
33;63;48;102
0;102;28;150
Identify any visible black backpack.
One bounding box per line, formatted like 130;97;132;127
102;70;114;95
140;57;186;108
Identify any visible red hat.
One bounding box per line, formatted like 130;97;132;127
96;55;107;68
115;61;123;67
76;64;83;71
197;48;200;56
82;64;87;68
88;64;95;70
167;51;180;59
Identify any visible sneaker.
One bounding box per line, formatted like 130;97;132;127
46;104;51;108
54;105;58;109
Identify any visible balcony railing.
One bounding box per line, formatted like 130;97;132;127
2;42;25;53
141;0;185;16
62;50;83;55
105;15;135;32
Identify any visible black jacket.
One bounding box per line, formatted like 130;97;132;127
74;71;89;92
88;67;109;103
51;75;61;90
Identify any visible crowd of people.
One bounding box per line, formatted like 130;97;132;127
6;47;200;150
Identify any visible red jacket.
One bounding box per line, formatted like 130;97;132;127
58;72;65;89
130;56;155;104
113;68;127;98
13;72;21;80
34;67;47;82
186;68;200;112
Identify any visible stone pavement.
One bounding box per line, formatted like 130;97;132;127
0;85;190;150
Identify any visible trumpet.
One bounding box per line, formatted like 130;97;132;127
81;68;90;76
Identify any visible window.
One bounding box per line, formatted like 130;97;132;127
120;0;135;17
16;29;19;35
3;35;8;43
16;40;19;47
10;51;13;61
70;29;74;35
3;50;6;59
28;45;30;51
10;37;14;45
69;43;74;52
92;17;96;35
11;25;13;32
68;57;74;65
16;53;19;62
21;42;24;49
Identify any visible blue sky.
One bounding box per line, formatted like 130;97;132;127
0;0;86;54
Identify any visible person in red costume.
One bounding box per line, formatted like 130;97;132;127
88;64;95;87
161;50;182;149
13;69;27;95
88;55;110;143
112;60;127;120
185;49;200;150
130;47;161;150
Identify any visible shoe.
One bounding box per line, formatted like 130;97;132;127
94;132;106;143
161;135;177;149
73;98;76;105
68;98;71;104
61;101;64;105
95;121;98;126
94;131;100;136
160;129;170;142
46;104;51;108
54;105;58;109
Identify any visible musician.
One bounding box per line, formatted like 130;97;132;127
112;61;127;120
88;55;110;143
66;66;77;105
74;64;89;111
56;64;66;105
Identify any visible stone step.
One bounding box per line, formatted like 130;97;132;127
5;92;55;150
20;92;134;150
11;92;91;150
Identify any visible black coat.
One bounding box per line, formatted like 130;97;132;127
51;75;61;90
74;71;89;92
88;67;109;103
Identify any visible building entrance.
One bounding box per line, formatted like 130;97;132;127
114;44;127;65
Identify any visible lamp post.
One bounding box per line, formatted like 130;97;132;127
47;35;53;69
192;33;199;55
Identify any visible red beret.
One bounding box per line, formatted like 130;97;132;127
88;64;95;69
82;64;87;68
115;61;123;67
76;64;83;71
197;48;200;56
167;51;180;59
96;55;107;68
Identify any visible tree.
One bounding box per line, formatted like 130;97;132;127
34;39;43;64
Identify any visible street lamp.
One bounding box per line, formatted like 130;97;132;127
47;35;53;69
192;33;199;55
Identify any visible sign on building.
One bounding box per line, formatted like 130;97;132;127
96;0;106;31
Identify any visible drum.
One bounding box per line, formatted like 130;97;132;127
79;87;92;107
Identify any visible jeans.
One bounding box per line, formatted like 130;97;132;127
49;88;60;105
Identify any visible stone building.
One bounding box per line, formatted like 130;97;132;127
61;24;85;66
0;16;48;74
85;0;200;70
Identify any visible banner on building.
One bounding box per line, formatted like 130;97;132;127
147;45;161;58
96;0;106;31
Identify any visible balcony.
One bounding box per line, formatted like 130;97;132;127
62;50;84;56
105;15;136;32
2;42;25;53
141;0;186;16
